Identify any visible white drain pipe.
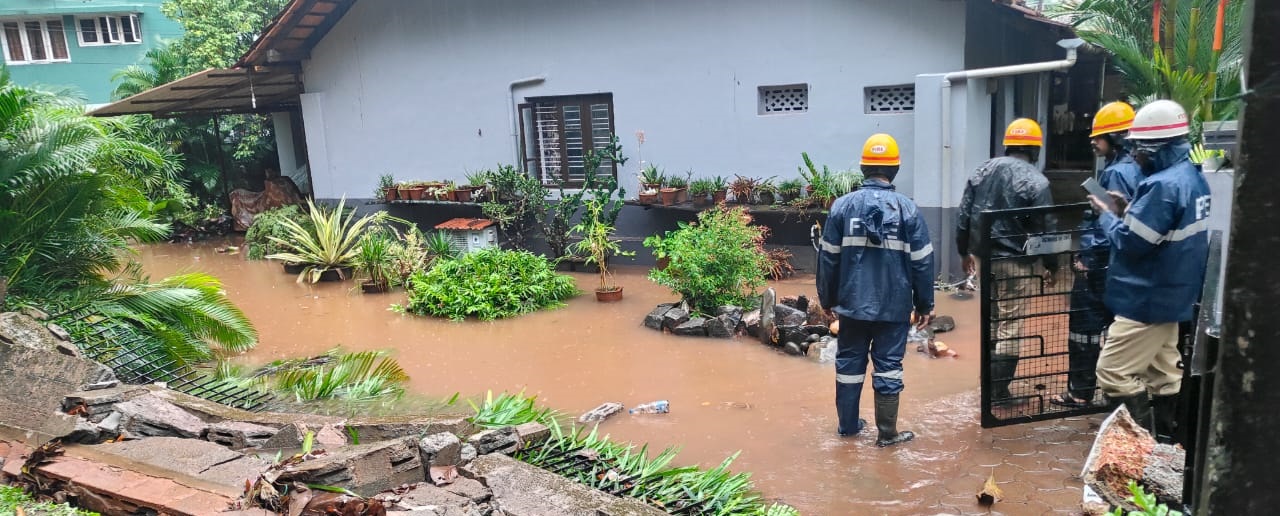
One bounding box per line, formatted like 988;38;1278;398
508;75;546;170
936;38;1084;279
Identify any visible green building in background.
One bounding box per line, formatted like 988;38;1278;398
0;0;182;106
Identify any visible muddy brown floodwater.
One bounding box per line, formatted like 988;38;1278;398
140;240;1096;515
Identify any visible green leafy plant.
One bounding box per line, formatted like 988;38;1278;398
251;349;409;402
665;172;689;190
355;230;395;291
689;179;714;196
468;390;558;428
405;248;579;320
266;197;391;283
573;197;635;293
376;173;395;199
0;485;97;516
481;164;547;250
639;163;665;187
245;205;311;260
831;170;865;195
643;205;771;315
710;175;728;192
1108;480;1183;516
778;179;804;198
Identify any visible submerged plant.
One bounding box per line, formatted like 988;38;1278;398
643;205;771;315
266;197;391;282
405;248;578;321
355;229;395;290
245;205;310;260
468;390;558;428
252;349;409;402
572;197;635;293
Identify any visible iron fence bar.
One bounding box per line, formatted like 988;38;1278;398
979;210;996;428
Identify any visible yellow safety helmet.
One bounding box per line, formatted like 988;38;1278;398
1090;101;1136;138
1002;118;1044;147
859;133;901;166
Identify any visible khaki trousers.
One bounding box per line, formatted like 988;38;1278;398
993;260;1036;356
1096;316;1181;397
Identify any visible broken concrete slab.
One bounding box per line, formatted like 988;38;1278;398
0;333;116;441
514;422;550;448
467;427;519;455
442;477;492;503
64;385;151;422
258;421;307;450
113;394;207;438
29;451;239;515
461;453;666;516
0;312;65;352
579;402;623;423
207;421;278;449
419;432;463;467
91;437;269;491
276;437;426;496
376;482;473;511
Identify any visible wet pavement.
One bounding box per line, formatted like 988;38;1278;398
140;240;1100;515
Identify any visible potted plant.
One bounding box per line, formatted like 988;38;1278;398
397;181;417;201
728;175;760;204
463;170;489;201
710;176;728;204
355;230;394;293
638;187;659;205
659;185;679;206
638;163;664;192
378;174;397;202
778;179;804;203
267;197;391;283
572;197;635;302
666;173;690;204
689;179;713;208
755;178;779;206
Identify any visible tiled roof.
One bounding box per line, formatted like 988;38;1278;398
435;218;495;231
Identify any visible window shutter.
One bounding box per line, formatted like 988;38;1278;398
2;23;23;62
24;21;47;60
79;18;97;43
46;20;67;60
533;102;565;184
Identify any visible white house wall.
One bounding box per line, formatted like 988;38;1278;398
300;0;968;200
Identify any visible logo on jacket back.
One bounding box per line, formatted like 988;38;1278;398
1195;195;1211;220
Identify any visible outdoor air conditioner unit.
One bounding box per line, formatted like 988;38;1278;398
434;218;499;254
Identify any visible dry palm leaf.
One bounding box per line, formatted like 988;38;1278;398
976;472;1003;505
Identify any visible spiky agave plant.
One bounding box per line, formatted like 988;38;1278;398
266;197;388;283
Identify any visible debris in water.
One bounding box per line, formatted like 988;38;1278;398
579;402;624;423
215;246;240;255
720;402;752;410
629;400;670;414
976;472;1003;505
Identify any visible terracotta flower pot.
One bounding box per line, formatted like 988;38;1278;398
454;187;474;203
384;187;398;202
398;187;415;200
712;190;727;203
692;194;711;207
595;287;624;302
660;188;679;206
408;186;427;200
642;182;662;192
638;192;659;205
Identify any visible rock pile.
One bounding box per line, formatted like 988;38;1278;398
643;302;746;339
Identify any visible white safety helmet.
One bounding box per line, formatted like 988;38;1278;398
1128;100;1190;140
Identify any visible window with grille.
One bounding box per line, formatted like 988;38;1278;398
758;84;809;115
1;19;70;64
865;85;915;113
518;94;616;186
76;14;141;46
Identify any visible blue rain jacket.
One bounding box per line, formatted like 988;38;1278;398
818;179;935;322
1099;141;1211;323
1078;151;1144;270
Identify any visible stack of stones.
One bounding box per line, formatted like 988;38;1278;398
640;290;837;359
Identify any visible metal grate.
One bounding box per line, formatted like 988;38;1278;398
978;203;1111;427
865;84;915;113
56;310;276;412
758;84;809;115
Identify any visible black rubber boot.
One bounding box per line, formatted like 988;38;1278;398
874;393;915;447
1112;393;1154;435
991;354;1020;405
1151;394;1178;444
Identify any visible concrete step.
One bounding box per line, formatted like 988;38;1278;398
461;453;668;516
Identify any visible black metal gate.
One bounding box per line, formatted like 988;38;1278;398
979;203;1112;427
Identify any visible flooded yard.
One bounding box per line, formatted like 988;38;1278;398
140;240;1096;515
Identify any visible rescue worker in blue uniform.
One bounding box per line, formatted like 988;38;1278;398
817;133;934;447
1052;101;1144;408
1087;100;1211;441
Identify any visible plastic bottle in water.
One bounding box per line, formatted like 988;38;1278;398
629;400;670;414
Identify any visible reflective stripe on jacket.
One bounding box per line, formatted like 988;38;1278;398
817;179;935;322
1078;151;1144;270
1099;141;1211;323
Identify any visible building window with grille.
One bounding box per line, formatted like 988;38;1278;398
865;85;916;114
1;19;70;64
519;94;616;186
758;84;809;115
76;14;142;46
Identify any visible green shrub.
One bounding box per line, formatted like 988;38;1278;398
469;390;558;428
643;206;771;314
244;205;309;259
0;485;97;515
405;248;579;320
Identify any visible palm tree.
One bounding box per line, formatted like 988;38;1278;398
112;44;188;100
0;65;257;370
1053;0;1245;129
